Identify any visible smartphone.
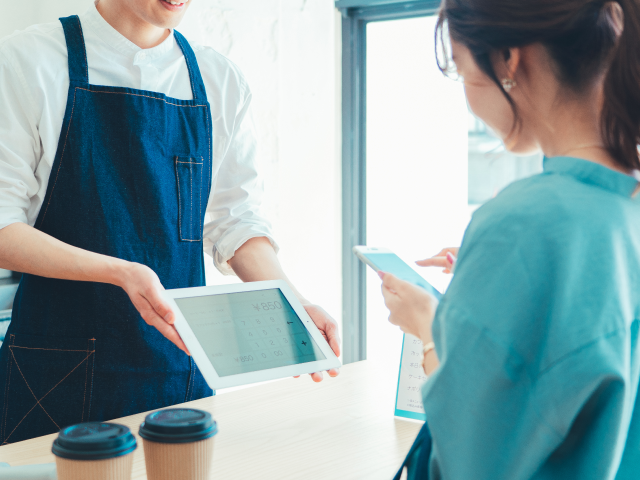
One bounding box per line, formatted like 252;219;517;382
353;246;442;299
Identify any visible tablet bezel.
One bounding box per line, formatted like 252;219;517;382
163;280;341;389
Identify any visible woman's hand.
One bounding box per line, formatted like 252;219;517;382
118;262;190;355
300;304;341;382
379;272;438;344
416;247;459;274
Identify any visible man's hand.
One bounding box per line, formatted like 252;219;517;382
228;237;342;383
118;262;190;355
301;304;341;382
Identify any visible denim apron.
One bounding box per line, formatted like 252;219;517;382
0;15;213;445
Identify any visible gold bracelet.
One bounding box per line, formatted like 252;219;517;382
421;342;436;374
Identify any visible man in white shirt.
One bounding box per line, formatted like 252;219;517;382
0;0;340;445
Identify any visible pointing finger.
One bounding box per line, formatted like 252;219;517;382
416;257;450;268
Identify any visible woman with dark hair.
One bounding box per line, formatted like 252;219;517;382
380;1;640;478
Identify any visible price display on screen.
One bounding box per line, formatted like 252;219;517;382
175;289;326;377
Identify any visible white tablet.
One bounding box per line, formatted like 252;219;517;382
163;280;341;389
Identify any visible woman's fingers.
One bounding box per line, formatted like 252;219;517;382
416;257;450;268
380;272;404;293
416;247;459;272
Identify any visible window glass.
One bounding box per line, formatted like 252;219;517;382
365;16;469;359
365;16;543;360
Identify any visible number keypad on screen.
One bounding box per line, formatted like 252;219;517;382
175;289;326;377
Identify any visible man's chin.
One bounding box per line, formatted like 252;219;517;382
153;0;189;27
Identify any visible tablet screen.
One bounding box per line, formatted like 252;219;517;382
174;288;327;377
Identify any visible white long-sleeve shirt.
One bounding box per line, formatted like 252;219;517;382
0;4;276;275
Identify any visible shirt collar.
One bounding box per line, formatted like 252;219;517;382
81;2;176;63
543;156;640;198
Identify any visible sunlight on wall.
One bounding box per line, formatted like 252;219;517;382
180;1;343;337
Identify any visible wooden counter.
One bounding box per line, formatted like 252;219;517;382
0;360;422;479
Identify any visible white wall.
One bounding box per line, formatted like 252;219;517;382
0;0;93;38
180;1;342;328
1;1;343;330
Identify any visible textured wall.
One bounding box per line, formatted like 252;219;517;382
1;1;343;329
181;1;342;329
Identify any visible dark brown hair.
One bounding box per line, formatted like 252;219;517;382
436;0;640;170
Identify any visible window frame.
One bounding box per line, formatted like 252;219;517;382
338;0;441;363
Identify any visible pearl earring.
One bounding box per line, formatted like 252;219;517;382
502;78;517;92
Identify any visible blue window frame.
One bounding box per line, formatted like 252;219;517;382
337;0;440;363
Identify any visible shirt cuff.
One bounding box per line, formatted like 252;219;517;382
207;225;279;276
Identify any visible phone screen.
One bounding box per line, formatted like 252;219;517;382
359;252;442;299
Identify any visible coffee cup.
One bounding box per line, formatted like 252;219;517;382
52;422;137;480
138;408;218;480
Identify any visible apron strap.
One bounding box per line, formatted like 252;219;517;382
173;30;208;102
59;16;89;85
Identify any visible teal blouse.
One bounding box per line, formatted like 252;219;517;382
423;157;640;479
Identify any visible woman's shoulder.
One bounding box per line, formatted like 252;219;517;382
467;171;632;244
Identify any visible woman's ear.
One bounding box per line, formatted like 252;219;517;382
503;47;521;80
493;47;521;82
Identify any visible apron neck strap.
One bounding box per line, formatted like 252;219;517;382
173;30;208;102
58;17;207;102
59;16;89;85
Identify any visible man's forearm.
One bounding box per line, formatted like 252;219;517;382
227;236;309;304
0;222;128;286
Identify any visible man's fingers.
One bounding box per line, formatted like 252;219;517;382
141;285;175;325
310;371;324;382
152;316;189;354
157;323;190;355
328;334;341;358
304;304;342;359
137;297;190;355
323;320;342;357
327;368;340;377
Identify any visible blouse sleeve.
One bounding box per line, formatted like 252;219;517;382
421;215;558;479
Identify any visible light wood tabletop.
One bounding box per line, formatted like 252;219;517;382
0;359;423;479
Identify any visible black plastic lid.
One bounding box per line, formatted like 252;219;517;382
138;408;218;444
52;423;137;461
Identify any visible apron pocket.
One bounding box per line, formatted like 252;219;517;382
1;333;95;445
175;156;204;242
